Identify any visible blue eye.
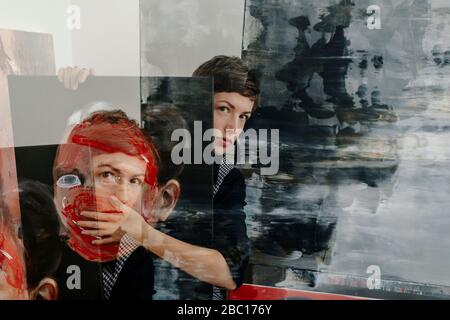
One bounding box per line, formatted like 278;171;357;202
57;174;82;188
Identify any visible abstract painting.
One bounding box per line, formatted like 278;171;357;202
0;30;55;299
9;76;142;299
139;0;245;76
240;0;450;298
141;77;214;299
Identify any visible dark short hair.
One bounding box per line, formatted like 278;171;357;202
19;180;62;290
54;109;160;188
142;103;187;184
193;55;260;108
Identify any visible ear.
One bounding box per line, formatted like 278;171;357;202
30;278;58;300
154;179;180;222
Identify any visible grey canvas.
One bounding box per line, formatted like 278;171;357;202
242;0;450;298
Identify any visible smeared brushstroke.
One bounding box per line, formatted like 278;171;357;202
0;211;26;295
54;112;160;262
240;0;450;298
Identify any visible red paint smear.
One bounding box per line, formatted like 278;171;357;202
68;113;159;189
61;188;122;262
0;222;26;293
228;284;368;300
54;112;160;262
71;133;157;188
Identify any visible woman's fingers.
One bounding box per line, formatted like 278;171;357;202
78;68;90;84
57;68;65;82
109;196;133;216
77;220;110;230
63;67;72;89
57;66;95;90
109;195;123;210
80;211;119;222
81;228;112;237
70;66;81;90
92;237;116;245
109;196;139;218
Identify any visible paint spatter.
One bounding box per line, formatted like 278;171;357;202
53;111;161;261
61;188;122;262
0;222;26;293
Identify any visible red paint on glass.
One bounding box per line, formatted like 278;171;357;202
0;221;26;293
54;111;160;262
68;113;159;189
61;188;121;262
228;284;368;300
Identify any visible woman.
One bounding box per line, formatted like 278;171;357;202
62;56;259;297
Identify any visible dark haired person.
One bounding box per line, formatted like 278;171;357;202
0;180;61;300
193;55;257;298
52;110;166;300
60;56;258;298
18;180;61;300
78;104;240;292
0;196;26;300
141;103;187;185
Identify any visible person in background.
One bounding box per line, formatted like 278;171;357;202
0;180;61;300
59;56;259;298
18;180;61;300
52;110;163;300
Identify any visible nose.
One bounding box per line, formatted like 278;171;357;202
114;183;131;206
225;115;240;135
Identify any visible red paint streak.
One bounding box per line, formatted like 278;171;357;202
71;134;157;188
228;284;368;300
0;222;26;292
68;113;159;188
61;188;122;262
54;112;160;262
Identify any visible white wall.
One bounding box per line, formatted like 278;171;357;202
0;0;246;76
0;0;72;70
70;0;140;76
140;0;246;76
70;0;245;77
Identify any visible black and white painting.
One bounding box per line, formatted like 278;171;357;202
242;0;450;298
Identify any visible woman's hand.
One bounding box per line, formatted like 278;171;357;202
77;196;149;245
57;66;96;90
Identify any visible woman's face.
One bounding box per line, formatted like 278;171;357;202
55;152;148;211
54;146;151;262
213;92;254;156
91;152;147;208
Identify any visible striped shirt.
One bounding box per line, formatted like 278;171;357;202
102;234;140;299
212;155;235;300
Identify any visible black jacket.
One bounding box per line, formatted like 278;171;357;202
213;164;250;289
55;242;155;300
